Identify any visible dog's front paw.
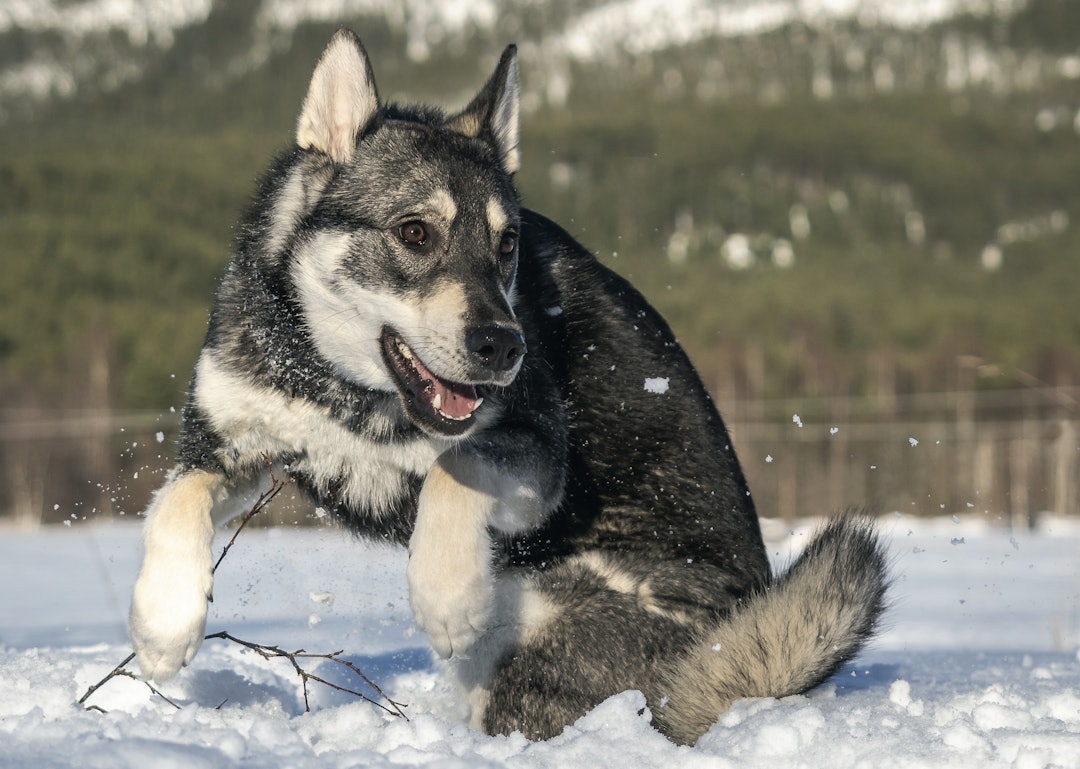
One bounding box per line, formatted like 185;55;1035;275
407;538;495;658
129;548;213;682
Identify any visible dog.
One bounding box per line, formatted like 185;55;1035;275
129;29;889;745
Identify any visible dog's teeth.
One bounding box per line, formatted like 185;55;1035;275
435;398;481;421
396;340;413;360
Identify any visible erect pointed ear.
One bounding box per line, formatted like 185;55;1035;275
296;29;380;164
446;45;521;175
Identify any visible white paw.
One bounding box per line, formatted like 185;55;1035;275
407;536;495;659
129;546;213;683
128;468;222;682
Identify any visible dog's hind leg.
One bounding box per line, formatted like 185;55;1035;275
475;557;699;741
477;520;886;744
129;468;261;682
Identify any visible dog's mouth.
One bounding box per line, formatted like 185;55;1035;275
380;327;483;436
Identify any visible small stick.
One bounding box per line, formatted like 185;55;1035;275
204;631;408;718
77;651;135;707
78;460;406;719
213;457;289;575
77;651;181;711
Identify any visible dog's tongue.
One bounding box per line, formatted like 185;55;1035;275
411;353;480;420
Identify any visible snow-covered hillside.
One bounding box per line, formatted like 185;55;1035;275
1;514;1077;767
0;0;1015;44
0;0;1031;114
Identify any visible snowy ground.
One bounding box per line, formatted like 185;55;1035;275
1;513;1078;768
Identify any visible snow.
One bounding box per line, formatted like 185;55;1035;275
552;0;1022;60
0;0;1027;108
0;0;213;43
0;0;1007;40
643;376;670;394
1;513;1079;768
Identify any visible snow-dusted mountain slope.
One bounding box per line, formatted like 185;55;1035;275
0;0;1030;118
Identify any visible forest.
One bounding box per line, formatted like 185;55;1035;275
1;0;1078;523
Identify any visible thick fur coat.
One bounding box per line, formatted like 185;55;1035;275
129;30;889;744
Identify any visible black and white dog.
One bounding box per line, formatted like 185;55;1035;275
130;30;888;744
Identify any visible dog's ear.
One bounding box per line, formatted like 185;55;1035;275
296;29;380;164
446;45;521;175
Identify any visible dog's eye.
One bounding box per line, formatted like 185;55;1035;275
398;221;428;247
499;230;518;256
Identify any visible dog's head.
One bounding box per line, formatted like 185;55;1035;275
284;30;526;438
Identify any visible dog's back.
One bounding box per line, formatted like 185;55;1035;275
507;209;769;581
466;210;887;741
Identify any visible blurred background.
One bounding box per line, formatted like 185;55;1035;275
1;0;1077;528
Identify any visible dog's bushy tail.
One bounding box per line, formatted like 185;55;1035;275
653;515;889;745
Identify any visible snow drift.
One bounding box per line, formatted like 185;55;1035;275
1;513;1078;768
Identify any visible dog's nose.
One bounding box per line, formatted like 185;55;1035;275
467;326;527;372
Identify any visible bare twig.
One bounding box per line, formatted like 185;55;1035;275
77;651;182;711
78;460;407;719
78;651;135;709
204;631;408;718
212;457;289;575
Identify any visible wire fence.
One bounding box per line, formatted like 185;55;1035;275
728;414;1078;527
2;386;1077;529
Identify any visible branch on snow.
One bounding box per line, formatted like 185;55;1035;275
78;651;181;713
78;459;408;720
202;632;408;718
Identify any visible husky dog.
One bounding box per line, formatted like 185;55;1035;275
130;29;888;744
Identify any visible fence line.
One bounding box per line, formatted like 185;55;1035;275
727;416;1078;527
2;388;1077;528
0;409;168;441
1;408;179;529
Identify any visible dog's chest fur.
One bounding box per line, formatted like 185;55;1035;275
192;349;451;525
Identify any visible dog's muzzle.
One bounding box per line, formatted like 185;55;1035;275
379;326;525;437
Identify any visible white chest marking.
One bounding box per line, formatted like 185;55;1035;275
195;351;448;516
